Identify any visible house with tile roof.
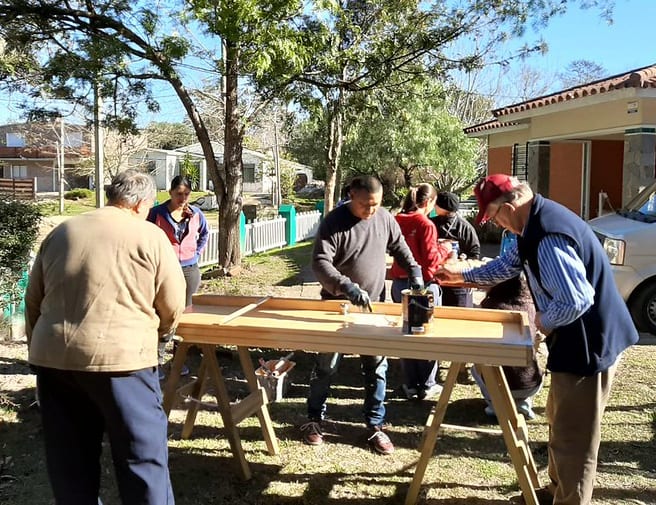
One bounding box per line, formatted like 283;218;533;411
465;63;656;219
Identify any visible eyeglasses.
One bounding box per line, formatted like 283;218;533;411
487;204;504;226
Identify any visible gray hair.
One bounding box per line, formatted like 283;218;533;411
105;169;156;207
494;181;533;207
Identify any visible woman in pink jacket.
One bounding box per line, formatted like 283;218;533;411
148;175;209;378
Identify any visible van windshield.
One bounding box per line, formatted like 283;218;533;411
618;181;656;223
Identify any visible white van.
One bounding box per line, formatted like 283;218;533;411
589;181;656;335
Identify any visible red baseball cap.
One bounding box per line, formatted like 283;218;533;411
474;174;518;225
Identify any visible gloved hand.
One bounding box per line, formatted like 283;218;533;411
409;276;425;291
344;282;372;311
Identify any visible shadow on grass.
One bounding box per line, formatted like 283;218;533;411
0;345;33;376
167;442;515;505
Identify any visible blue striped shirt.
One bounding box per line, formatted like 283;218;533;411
463;235;595;332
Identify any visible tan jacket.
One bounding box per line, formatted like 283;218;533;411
25;206;186;372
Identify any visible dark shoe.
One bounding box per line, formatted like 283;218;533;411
180;364;190;376
509;486;553;505
158;366;166;381
367;427;394;455
300;421;323;446
402;384;418;399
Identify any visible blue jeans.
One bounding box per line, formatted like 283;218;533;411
307;352;388;428
391;279;442;390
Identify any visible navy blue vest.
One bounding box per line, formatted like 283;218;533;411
517;194;638;375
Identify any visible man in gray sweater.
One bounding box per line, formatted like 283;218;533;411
301;175;422;455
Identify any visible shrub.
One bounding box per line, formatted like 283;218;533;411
462;213;503;244
64;188;93;200
0;198;42;314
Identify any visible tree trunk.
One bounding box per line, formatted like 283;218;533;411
167;74;223;225
219;41;243;271
323;89;344;216
168;43;242;273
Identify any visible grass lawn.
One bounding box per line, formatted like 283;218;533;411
1;243;655;504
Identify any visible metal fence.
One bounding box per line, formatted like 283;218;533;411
198;209;321;267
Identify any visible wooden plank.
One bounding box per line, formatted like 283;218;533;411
181;358;210;439
0;178;36;200
176;309;533;367
230;389;267;425
237;346;279;455
406;363;462;505
480;365;540;503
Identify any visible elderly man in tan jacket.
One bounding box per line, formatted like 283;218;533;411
25;169;186;505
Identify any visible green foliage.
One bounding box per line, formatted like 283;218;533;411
180;153;200;191
0;198;41;313
343;78;479;191
64;188;93;200
278;160;301;199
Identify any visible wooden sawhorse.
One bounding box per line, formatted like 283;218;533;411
162;341;279;480
405;361;540;505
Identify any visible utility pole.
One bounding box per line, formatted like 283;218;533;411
273;117;282;208
93;81;104;208
58;117;65;215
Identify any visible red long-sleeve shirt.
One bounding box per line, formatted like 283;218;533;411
390;212;450;282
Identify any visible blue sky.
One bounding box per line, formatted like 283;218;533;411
516;0;654;81
1;0;653;126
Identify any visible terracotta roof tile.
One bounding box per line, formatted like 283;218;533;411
493;63;656;117
463;118;519;134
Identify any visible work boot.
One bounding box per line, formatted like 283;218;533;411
300;421;324;446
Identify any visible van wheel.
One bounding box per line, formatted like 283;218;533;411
629;283;656;335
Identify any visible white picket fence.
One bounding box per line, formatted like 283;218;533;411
198;210;322;267
296;210;321;242
243;216;287;256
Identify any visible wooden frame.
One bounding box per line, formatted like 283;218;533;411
162;295;539;505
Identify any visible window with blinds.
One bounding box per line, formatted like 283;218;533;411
512;143;528;181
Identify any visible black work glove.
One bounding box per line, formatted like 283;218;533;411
409;276;425;291
343;282;372;311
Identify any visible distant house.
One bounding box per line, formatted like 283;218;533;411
465;63;656;219
0;121;92;192
128;148;207;191
176;142;314;193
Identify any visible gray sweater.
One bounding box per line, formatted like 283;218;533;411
312;204;420;301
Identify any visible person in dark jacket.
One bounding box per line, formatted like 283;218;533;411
430;191;480;308
302;175;423;456
390;184;451;400
436;174;639;505
470;274;544;420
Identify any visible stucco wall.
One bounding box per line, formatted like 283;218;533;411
550;143;583;214
589;140;624;217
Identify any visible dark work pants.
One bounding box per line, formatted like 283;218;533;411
35;366;174;505
159;263;201;364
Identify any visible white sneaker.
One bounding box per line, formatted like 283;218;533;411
418;383;443;400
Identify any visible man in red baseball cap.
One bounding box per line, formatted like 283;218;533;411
437;174;639;505
473;173;519;225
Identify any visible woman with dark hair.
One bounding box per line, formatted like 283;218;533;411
148;175;210;378
390;183;451;399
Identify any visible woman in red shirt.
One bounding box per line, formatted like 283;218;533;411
390;183;451;400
